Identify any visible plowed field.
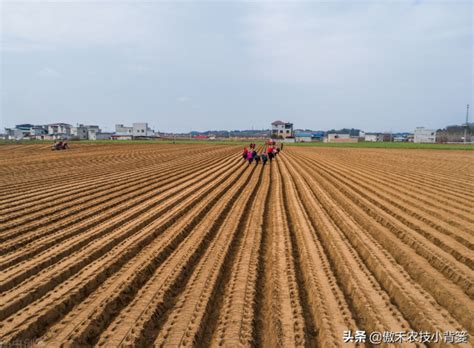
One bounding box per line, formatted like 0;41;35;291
0;143;472;347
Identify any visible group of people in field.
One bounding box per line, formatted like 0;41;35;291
242;141;283;166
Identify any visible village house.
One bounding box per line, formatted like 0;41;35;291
271;121;294;139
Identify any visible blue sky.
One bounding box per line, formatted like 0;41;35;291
1;0;472;133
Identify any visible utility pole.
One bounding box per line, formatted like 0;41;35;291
464;104;470;144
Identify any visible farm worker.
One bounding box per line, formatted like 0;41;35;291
267;146;274;162
252;150;260;165
276;147;280;155
280;143;284;151
261;152;268;166
243;147;249;161
254;154;260;165
247;151;254;165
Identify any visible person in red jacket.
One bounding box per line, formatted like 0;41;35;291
243;147;249;161
267;146;274;163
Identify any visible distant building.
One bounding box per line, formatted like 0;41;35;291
294;132;312;142
115;124;133;136
365;134;378;142
115;123;156;138
414;127;436;143
311;131;325;142
95;132;114;140
111;134;133;140
33;134;55;141
133;123;149;137
71;124;101;140
271;121;293;139
47;123;71;135
88;129;97;140
31;125;48;136
5;128;26;140
71;125;87;139
327;133;352;143
5;124;44;140
379;133;393;142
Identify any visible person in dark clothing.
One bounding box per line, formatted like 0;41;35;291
261;152;268;166
254;152;260;165
280;143;284;151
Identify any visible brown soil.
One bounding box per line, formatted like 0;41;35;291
0;144;472;347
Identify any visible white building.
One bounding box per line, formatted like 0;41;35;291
414;127;436;143
271;120;293;138
47;123;71;135
133;123;148;137
365;134;378;142
5;124;39;140
88;129;97;140
5;128;25;140
115;123;156;138
115;124;133;136
71;124;101;140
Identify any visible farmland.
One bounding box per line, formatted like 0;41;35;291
0;143;472;347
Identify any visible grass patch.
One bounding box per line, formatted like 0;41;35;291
1;139;472;150
288;141;474;150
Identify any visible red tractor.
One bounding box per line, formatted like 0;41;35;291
51;141;69;151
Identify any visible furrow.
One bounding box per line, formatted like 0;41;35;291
0;152;234;266
285;152;474;333
284;152;473;340
209;166;270;347
92;164;257;347
278;153;414;337
152;165;264;347
0;147;228;223
0;154;235;291
277;157;358;347
0;155;242;343
34;158;248;347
